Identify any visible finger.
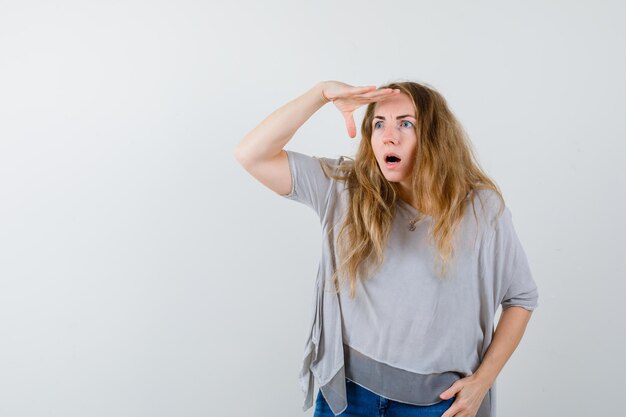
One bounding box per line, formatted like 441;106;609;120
352;92;398;105
332;85;378;101
368;93;400;103
358;88;399;99
353;92;400;104
352;85;378;93
344;112;356;138
349;90;399;104
440;404;461;417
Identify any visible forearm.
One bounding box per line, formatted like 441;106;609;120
473;306;533;388
234;82;329;163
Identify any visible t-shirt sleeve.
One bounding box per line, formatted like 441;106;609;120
489;206;540;311
278;149;335;219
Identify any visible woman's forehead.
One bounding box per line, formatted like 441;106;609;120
374;93;415;116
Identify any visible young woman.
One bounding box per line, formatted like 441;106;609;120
234;81;539;417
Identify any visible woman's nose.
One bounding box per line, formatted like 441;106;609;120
383;125;399;144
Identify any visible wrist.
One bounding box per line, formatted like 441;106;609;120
471;371;495;390
316;81;331;105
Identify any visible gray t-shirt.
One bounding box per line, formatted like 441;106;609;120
278;149;539;417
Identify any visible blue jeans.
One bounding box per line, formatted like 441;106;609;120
314;378;455;417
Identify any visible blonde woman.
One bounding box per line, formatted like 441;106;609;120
234;81;539;417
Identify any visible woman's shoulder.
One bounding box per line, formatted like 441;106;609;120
282;150;352;186
317;154;353;172
466;187;508;229
316;154;354;188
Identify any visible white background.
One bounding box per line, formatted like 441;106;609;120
1;0;624;416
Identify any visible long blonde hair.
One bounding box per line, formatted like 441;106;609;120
319;81;505;298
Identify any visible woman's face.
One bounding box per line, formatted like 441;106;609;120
370;92;418;188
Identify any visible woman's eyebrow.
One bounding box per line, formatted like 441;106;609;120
373;114;416;120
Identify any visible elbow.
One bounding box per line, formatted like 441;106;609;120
233;144;248;166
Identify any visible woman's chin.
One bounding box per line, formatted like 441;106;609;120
382;173;405;183
376;163;407;182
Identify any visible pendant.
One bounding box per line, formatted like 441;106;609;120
408;221;417;231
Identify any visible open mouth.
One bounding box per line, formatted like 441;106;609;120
384;153;402;167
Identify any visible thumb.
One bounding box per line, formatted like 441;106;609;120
343;112;356;138
440;382;461;400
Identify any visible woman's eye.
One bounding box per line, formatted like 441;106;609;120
373;120;413;129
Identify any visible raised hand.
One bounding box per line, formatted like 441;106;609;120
321;81;401;138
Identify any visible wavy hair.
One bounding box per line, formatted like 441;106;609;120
319;81;505;299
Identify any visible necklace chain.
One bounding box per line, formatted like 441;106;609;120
400;202;419;231
399;199;419;231
406;209;419;231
